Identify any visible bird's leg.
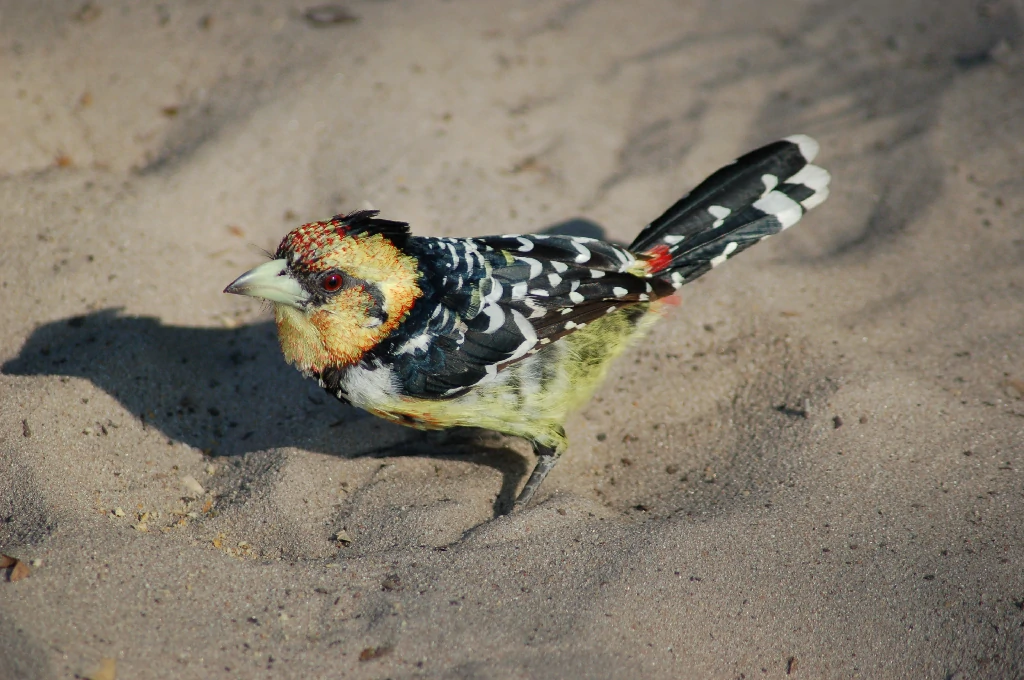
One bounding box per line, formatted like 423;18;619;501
513;439;564;511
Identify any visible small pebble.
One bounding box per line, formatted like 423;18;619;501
304;4;359;26
180;475;205;498
358;646;392;662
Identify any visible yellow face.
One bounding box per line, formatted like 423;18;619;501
225;217;422;375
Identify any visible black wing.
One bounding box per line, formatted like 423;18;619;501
369;234;669;399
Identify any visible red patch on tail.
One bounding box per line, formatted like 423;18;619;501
659;293;682;307
643;244;673;274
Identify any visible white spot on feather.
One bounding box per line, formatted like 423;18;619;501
761;174;779;196
505;309;538;362
753;191;803;230
662;234;685;245
481;304;505;333
569;291;585;303
708;205;731;228
463;241;485;271
396;334;432;356
516;237;534;252
710;241;739;267
547;273;562;287
524;298;546;318
589;269;605;278
784;134;819;162
483;279;503;304
515;256;543;279
446;242;460;269
786;163;831;210
552;261;568;273
477;363;499;384
480;279;506;332
786;163;828;191
612;287;628;297
800;185;830;211
571;240;591;263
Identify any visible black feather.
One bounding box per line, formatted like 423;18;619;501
336;209;411;249
629;138;811;253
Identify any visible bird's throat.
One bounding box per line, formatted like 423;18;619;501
275;304;335;374
274;302;379;373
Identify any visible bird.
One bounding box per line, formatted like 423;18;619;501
225;135;830;511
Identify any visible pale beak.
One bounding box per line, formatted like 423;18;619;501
224;259;309;308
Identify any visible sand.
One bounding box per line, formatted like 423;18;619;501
1;0;1023;678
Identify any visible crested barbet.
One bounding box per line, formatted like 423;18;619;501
225;136;830;511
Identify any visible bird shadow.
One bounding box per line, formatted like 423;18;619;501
1;309;528;517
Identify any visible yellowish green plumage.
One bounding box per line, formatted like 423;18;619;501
364;302;664;452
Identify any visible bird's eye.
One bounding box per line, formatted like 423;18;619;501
321;272;344;292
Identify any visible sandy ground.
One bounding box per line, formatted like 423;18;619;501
1;0;1023;678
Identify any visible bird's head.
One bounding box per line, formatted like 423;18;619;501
224;211;422;375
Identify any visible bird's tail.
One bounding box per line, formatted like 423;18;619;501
630;135;830;287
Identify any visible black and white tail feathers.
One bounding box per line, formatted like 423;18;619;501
632;135;830;287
